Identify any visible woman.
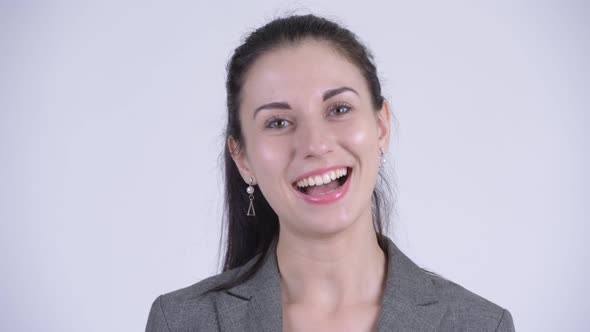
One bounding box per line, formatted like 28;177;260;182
146;14;515;331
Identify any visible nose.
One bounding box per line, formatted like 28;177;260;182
294;121;334;159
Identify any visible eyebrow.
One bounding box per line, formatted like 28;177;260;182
252;86;358;119
322;86;358;101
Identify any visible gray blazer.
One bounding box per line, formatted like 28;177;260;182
146;238;515;331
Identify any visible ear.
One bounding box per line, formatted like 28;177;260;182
228;136;254;183
376;100;392;152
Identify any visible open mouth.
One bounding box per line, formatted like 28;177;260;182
292;167;352;196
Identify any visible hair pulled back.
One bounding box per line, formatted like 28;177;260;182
216;14;393;291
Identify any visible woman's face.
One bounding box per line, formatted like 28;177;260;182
230;39;390;238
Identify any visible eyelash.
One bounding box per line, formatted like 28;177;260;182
329;102;352;116
265;116;291;129
264;102;353;129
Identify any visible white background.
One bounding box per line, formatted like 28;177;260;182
1;1;588;331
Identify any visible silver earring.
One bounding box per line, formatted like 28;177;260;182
379;147;386;169
246;177;256;217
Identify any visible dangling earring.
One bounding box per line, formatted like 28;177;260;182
246;177;256;217
379;147;386;169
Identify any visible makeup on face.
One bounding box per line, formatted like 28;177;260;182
237;39;384;235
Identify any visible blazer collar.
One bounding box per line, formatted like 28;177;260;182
217;242;283;332
375;238;447;330
218;237;447;331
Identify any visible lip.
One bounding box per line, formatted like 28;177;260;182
293;167;352;205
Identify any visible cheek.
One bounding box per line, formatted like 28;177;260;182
241;120;289;174
248;137;290;178
246;137;293;213
337;115;380;152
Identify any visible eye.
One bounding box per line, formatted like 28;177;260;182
329;102;352;116
265;116;291;129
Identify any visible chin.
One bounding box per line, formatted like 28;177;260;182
290;210;359;238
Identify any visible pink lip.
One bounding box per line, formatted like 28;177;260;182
293;167;352;205
292;165;350;183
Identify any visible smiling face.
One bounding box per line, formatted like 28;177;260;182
229;39;390;238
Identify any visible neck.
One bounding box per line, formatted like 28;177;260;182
276;210;387;310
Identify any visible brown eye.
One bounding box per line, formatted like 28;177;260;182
266;117;291;129
330;103;352;116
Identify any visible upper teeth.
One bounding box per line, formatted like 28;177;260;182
296;168;348;188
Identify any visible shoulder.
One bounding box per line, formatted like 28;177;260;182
427;272;515;331
145;267;242;332
383;238;515;331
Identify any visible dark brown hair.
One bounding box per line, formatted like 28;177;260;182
213;14;393;292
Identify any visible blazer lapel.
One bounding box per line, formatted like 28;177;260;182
216;237;446;332
376;239;447;331
216;246;283;332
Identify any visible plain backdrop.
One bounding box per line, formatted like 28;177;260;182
1;0;588;331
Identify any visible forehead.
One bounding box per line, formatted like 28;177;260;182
241;39;367;106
